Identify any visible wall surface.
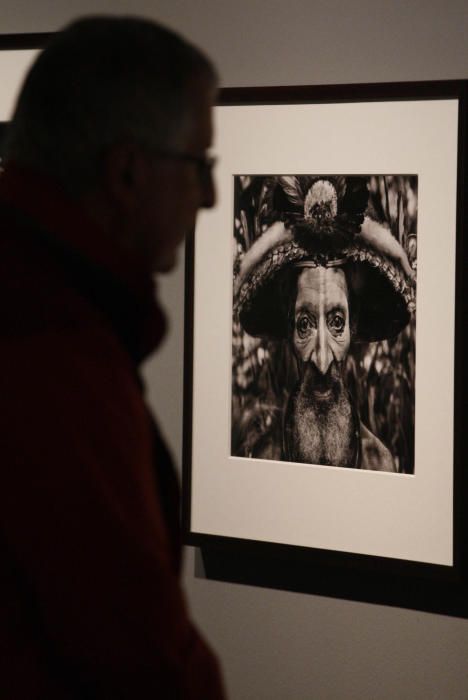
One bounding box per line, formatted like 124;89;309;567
2;1;468;698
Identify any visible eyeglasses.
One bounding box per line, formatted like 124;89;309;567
152;148;217;182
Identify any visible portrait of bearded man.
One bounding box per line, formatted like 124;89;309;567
232;175;417;473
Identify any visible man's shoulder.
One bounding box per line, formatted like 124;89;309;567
0;299;145;436
0;322;152;485
1;320;140;401
359;422;396;472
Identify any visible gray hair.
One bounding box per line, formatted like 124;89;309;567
4;16;217;194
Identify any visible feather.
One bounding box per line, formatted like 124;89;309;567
234;221;293;296
277;176;304;207
359;216;415;280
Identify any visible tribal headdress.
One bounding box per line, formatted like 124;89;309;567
264;175;368;253
234;175;416;342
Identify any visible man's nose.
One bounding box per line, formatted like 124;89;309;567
310;319;333;375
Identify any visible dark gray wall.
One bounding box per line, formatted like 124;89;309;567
3;2;468;697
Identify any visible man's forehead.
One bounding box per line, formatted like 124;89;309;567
297;265;348;297
296;266;348;307
184;76;216;150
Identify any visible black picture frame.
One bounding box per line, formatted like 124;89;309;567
0;33;53;50
183;80;467;616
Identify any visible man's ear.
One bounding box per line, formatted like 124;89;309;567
102;141;151;210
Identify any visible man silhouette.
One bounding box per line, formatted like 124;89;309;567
0;16;225;699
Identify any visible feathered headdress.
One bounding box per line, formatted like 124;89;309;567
234;175;416;342
265;175;368;253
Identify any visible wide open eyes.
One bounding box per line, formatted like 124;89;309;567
295;311;346;339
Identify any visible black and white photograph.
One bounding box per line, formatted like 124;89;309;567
232;174;417;473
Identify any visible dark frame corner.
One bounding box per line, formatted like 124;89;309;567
0;32;53;51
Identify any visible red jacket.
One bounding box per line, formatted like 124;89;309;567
0;165;225;699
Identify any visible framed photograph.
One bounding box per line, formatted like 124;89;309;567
183;81;467;614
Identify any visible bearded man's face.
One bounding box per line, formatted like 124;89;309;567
285;266;354;466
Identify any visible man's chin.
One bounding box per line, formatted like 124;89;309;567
153;249;178;274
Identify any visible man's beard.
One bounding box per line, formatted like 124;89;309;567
283;361;356;468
